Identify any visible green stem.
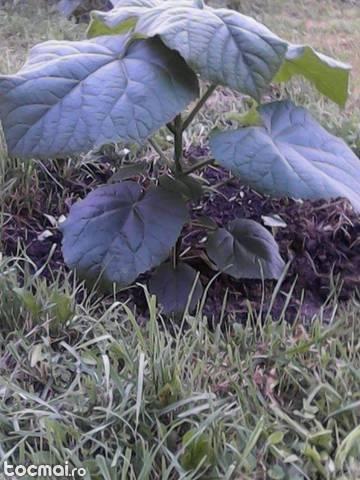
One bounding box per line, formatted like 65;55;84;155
168;86;217;268
182;84;217;131
166;122;176;135
183;158;215;176
172;237;182;269
148;138;172;168
173;114;184;174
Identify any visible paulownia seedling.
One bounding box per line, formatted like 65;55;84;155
0;0;359;316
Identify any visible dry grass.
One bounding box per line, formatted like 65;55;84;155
233;0;360;111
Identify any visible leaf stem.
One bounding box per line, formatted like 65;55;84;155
182;84;217;131
174;114;184;174
172;237;182;269
183;158;215;175
166;122;176;135
148;138;172;168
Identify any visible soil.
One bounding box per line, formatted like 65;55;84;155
2;147;360;325
186;152;360;323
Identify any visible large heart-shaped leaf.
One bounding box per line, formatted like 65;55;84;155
275;45;351;107
87;4;158;37
89;3;288;100
87;0;195;37
61;181;189;286
0;35;199;158
149;262;203;315
210;101;360;212
206;219;285;279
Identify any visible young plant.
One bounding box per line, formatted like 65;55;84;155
0;0;359;315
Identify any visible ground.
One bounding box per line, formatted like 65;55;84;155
0;1;359;479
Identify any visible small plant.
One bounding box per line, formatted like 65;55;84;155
1;0;360;315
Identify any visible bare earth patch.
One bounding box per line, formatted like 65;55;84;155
3;151;360;323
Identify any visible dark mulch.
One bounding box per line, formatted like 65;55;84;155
187;162;360;323
2;149;360;324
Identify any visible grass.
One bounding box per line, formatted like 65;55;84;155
223;0;360;152
0;254;360;479
225;0;360;107
0;1;360;479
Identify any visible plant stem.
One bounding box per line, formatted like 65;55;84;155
166;122;176;135
171;118;184;264
182;84;217;131
172;237;182;269
173;114;184;174
183;158;215;176
148;138;172;168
